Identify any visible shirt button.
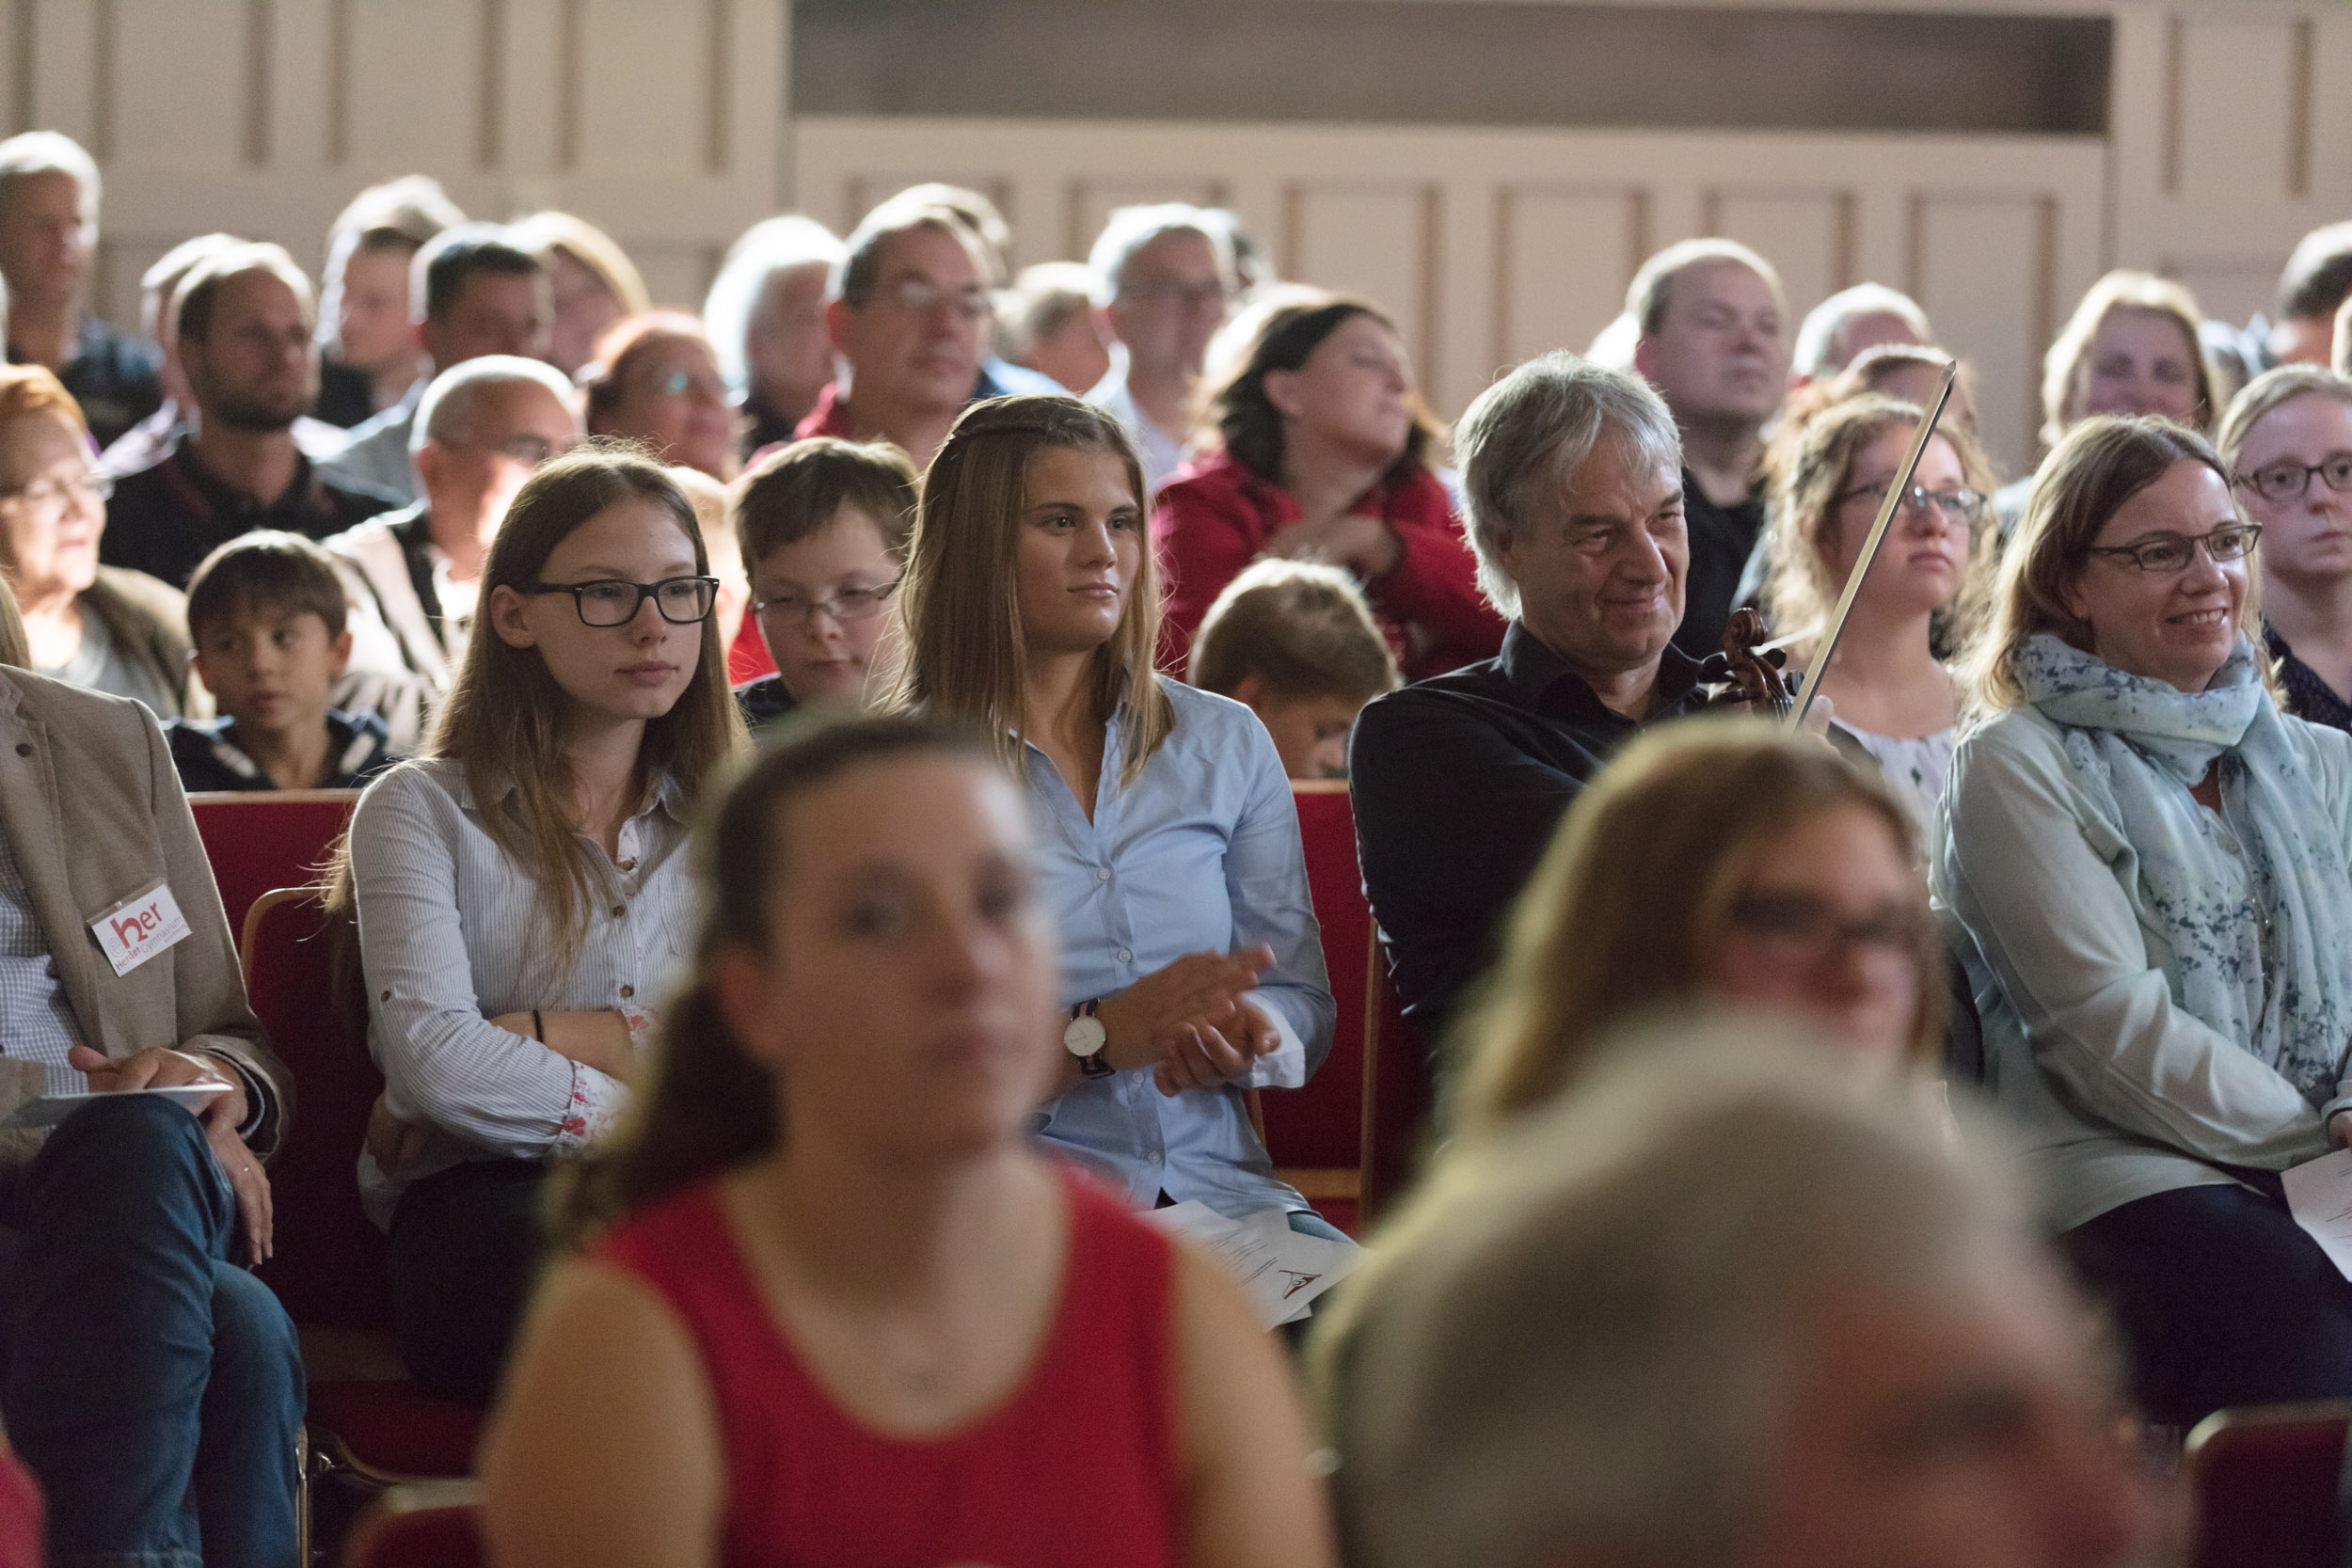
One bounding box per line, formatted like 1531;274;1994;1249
1094;867;1110;882
380;990;391;1002
1116;948;1133;963
620;984;635;999
45;958;58;978
611;904;626;918
619;859;637;872
1147;1151;1164;1165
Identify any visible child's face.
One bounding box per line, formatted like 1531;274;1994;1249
750;508;904;708
1247;689;1373;781
191;606;353;738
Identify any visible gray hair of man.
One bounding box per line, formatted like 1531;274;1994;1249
1454;351;1681;620
702;214;846;396
409;354;579;458
1085;203;1236;309
0;132;99;227
1791;282;1935;381
1309;1018;2037;1568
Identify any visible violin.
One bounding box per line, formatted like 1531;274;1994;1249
1703;607;1796;723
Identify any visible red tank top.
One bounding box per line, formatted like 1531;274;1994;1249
595;1169;1181;1568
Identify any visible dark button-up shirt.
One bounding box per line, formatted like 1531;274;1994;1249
165;708;400;794
1349;621;1715;1053
2267;625;2352;733
1672;467;1766;660
732;673;800;737
102;434;398;589
12;314;164;450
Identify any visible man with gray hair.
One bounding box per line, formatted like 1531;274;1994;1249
1790;281;1934;387
703;214;845;457
1311;1029;2157;1568
325;355;580;749
0;130;162;446
1349;351;1712;1050
1087;203;1236;494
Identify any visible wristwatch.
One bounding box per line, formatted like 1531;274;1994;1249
1064;1000;1114;1078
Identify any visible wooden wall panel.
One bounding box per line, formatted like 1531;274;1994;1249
573;0;713;176
1494;185;1645;369
340;0;485;175
108;0;249;170
1908;193;2052;470
2171;19;2303;202
1284;182;1438;379
1706;188;1851;325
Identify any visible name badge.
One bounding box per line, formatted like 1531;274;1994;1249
89;882;192;977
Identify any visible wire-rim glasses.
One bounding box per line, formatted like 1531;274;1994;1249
2082;524;2262;573
750;578;902;626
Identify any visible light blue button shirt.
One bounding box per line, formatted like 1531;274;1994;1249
1027;678;1335;1219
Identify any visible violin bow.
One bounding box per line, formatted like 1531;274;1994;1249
1786;361;1959;734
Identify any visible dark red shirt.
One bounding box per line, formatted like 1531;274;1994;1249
1149;450;1504;683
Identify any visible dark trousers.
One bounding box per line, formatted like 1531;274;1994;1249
0;1093;303;1568
2061;1180;2352;1429
388;1158;548;1403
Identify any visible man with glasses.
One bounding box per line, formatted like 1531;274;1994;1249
795;197;999;469
103;243;398;592
326;355;582;749
1085;205;1237;496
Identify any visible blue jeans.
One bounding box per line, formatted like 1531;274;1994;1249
0;1093;303;1567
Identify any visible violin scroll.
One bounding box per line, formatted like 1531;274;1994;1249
1710;608;1795;721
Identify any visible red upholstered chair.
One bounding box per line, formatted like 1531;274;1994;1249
2185;1400;2352;1568
1261;783;1369;1233
241;889;482;1555
342;1483;485;1568
188;790;360;955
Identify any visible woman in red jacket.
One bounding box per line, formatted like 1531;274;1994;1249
1152;294;1504;681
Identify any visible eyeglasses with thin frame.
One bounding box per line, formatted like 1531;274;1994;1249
1122;277;1234;312
751;578;902;626
2083;523;2262;574
526;576;719;626
2237;454;2352;504
876;277;991;324
0;470;112;513
1834;479;1986;525
1724;890;1928;969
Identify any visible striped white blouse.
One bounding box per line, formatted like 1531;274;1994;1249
347;757;697;1227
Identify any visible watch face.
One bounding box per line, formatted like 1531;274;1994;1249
1063;1014;1108;1056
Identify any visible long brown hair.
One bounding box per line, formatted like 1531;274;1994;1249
1204;293;1439;485
551;712;994;1246
1454;720;1944;1132
1963;414;2258;713
326;443;746;951
893;394;1172;787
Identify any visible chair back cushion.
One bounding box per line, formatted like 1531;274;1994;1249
189;790;359;953
2186;1400;2352;1568
1261;785;1367;1170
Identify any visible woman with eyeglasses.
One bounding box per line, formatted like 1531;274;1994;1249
1936;413;2352;1429
0;365;202;718
730;437;917;735
1759;394;1998;836
1451;720;1944;1136
330;444;748;1401
2219;365;2352;731
583;312;739;482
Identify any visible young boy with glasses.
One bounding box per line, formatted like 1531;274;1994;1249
729;437;917;735
167;531;399;791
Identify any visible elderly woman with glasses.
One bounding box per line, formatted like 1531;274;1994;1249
2218;364;2352;731
0;365;203;717
1933;412;2352;1430
1759;394;1996;835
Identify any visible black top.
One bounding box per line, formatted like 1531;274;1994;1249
1348;621;1716;1056
101;434;399;589
1671;467;1766;661
12;314;164;449
734;674;800;736
311;357;379;429
739;392;801;462
2267;626;2352;733
165;709;400;793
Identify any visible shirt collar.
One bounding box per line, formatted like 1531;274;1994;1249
167;433;326;519
1499;620;1706;723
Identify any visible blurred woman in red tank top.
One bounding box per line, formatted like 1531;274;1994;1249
481;714;1336;1568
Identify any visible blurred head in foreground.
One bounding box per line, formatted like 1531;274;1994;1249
1312;1026;2159;1568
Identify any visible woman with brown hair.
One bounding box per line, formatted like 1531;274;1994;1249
339;443;747;1400
1150;292;1502;680
1761;394;1998;832
1938;413;2352;1428
897;394;1343;1239
581;312;737;482
1456;721;1943;1133
482;716;1336;1568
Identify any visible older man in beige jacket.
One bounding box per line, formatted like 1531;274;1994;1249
0;662;301;1565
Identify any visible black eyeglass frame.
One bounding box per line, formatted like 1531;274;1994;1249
2235;455;2352;504
2081;523;2264;573
524;575;722;626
